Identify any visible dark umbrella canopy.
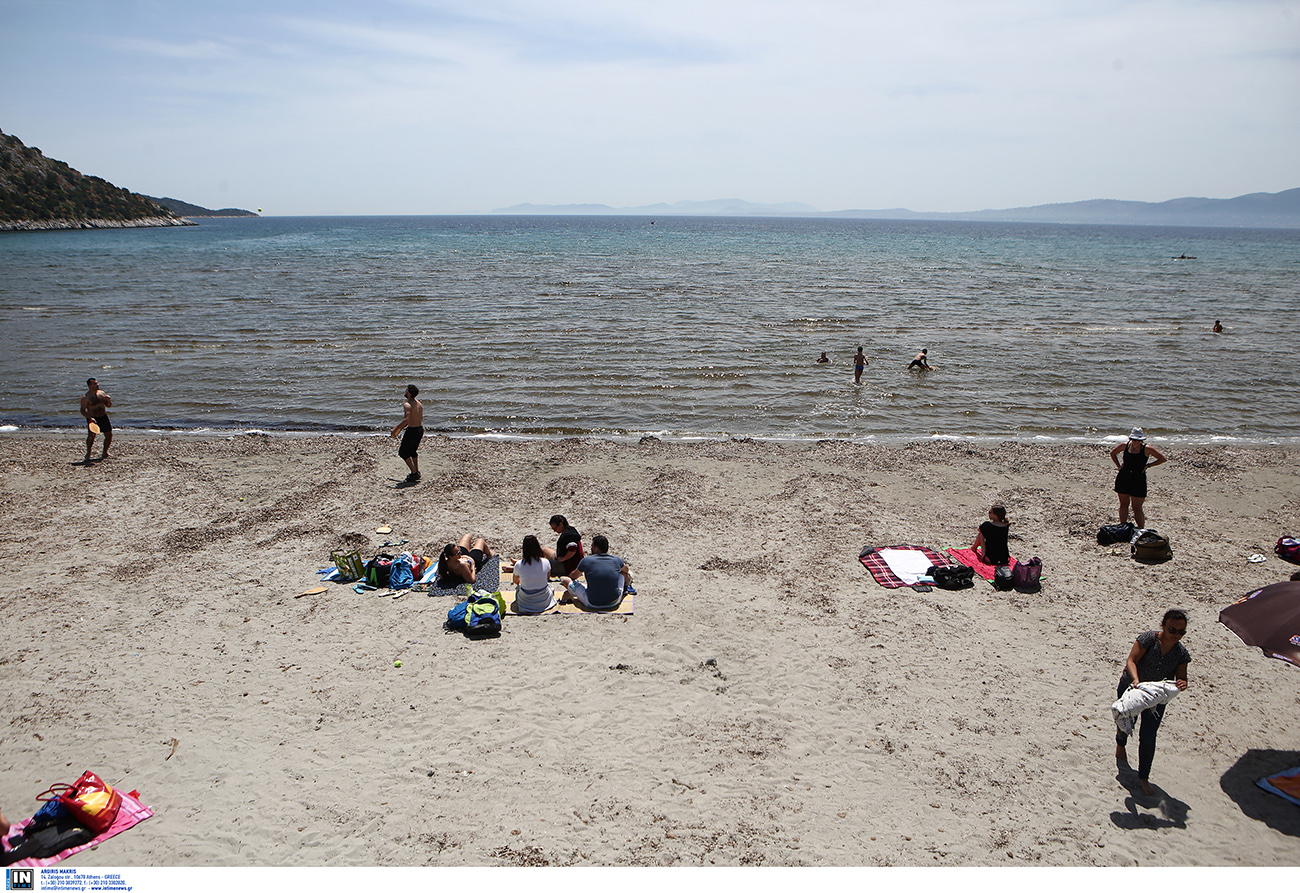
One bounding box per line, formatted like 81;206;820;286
1219;581;1300;668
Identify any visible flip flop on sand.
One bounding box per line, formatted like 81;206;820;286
376;525;392;534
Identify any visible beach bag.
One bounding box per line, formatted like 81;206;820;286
365;553;395;588
36;771;121;834
446;592;502;636
389;554;415;590
1132;531;1172;563
330;549;366;582
1012;557;1043;591
992;564;1015;591
1276;536;1300;565
928;564;974;590
1098;523;1137;546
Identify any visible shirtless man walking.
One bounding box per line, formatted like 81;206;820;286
390;384;424;482
80;377;113;461
853;347;867;384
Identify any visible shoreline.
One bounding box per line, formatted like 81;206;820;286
0;216;194;232
2;433;1298;865
4;424;1298;450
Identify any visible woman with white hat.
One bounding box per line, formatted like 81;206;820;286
1110;427;1167;528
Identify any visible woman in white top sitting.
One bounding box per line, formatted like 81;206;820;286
512;535;558;614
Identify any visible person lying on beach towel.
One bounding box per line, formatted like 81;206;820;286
436;533;495;588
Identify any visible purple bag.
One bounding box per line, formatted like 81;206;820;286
1011;557;1042;591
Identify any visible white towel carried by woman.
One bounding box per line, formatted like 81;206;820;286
1111;680;1181;735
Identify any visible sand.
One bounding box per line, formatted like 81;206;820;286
1;431;1298;866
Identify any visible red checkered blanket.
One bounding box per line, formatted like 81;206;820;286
858;544;952;588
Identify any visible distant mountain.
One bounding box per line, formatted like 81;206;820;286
496;189;1300;228
495;198;820;217
145;196;258;218
834;188;1300;228
0;128;189;231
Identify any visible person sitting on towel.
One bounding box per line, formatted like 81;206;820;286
564;534;633;610
436;533;494;587
972;504;1011;566
512;535;557;614
542;514;584;577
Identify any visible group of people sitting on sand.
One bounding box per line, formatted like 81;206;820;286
432;514;634;614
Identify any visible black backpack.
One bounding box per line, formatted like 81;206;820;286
365;553;395;588
1098;523;1137;545
992;565;1015;591
928;564;975;590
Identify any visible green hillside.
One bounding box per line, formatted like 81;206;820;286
0;129;186;229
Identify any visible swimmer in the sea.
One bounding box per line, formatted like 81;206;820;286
853;347;866;383
817;351;829;364
907;349;932;371
1212;320;1223;333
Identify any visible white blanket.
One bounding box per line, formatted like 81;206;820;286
1111;680;1181;735
879;548;937;585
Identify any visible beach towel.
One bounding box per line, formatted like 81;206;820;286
1;788;152;868
946;548;1019;581
1257;766;1300;807
859;544;951;588
502;584;636;615
1110;680;1181;735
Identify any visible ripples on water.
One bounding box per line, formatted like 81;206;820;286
1;215;1297;444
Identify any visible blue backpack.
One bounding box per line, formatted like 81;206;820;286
389;555;414;590
446;593;502;636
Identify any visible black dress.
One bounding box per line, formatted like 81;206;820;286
1114;444;1149;499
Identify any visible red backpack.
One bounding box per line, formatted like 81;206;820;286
1277;536;1300;565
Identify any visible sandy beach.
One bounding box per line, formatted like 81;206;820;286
1;431;1298;867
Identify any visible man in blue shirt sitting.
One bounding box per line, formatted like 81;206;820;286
564;534;634;610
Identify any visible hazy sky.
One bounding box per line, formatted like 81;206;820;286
2;0;1297;215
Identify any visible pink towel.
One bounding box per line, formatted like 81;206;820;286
946;548;1018;581
2;788;153;867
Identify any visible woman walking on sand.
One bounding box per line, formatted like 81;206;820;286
1116;609;1190;795
1110;427;1166;528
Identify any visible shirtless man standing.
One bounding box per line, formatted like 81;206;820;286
853;347;867;384
390;385;424;482
80;377;113;461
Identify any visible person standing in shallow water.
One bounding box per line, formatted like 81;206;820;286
1110;427;1166;528
390;384;424;483
1116;609;1190;795
853;347;866;383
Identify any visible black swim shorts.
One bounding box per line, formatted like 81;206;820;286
93;415;111;433
398;425;423;458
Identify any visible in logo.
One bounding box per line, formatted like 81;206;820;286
6;868;35;890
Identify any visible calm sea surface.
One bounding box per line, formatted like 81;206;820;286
1;215;1297;445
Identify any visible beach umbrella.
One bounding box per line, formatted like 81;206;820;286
1219;581;1300;669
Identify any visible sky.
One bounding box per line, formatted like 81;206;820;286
1;0;1297;215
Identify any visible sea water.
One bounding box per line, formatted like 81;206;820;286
1;215;1297;444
